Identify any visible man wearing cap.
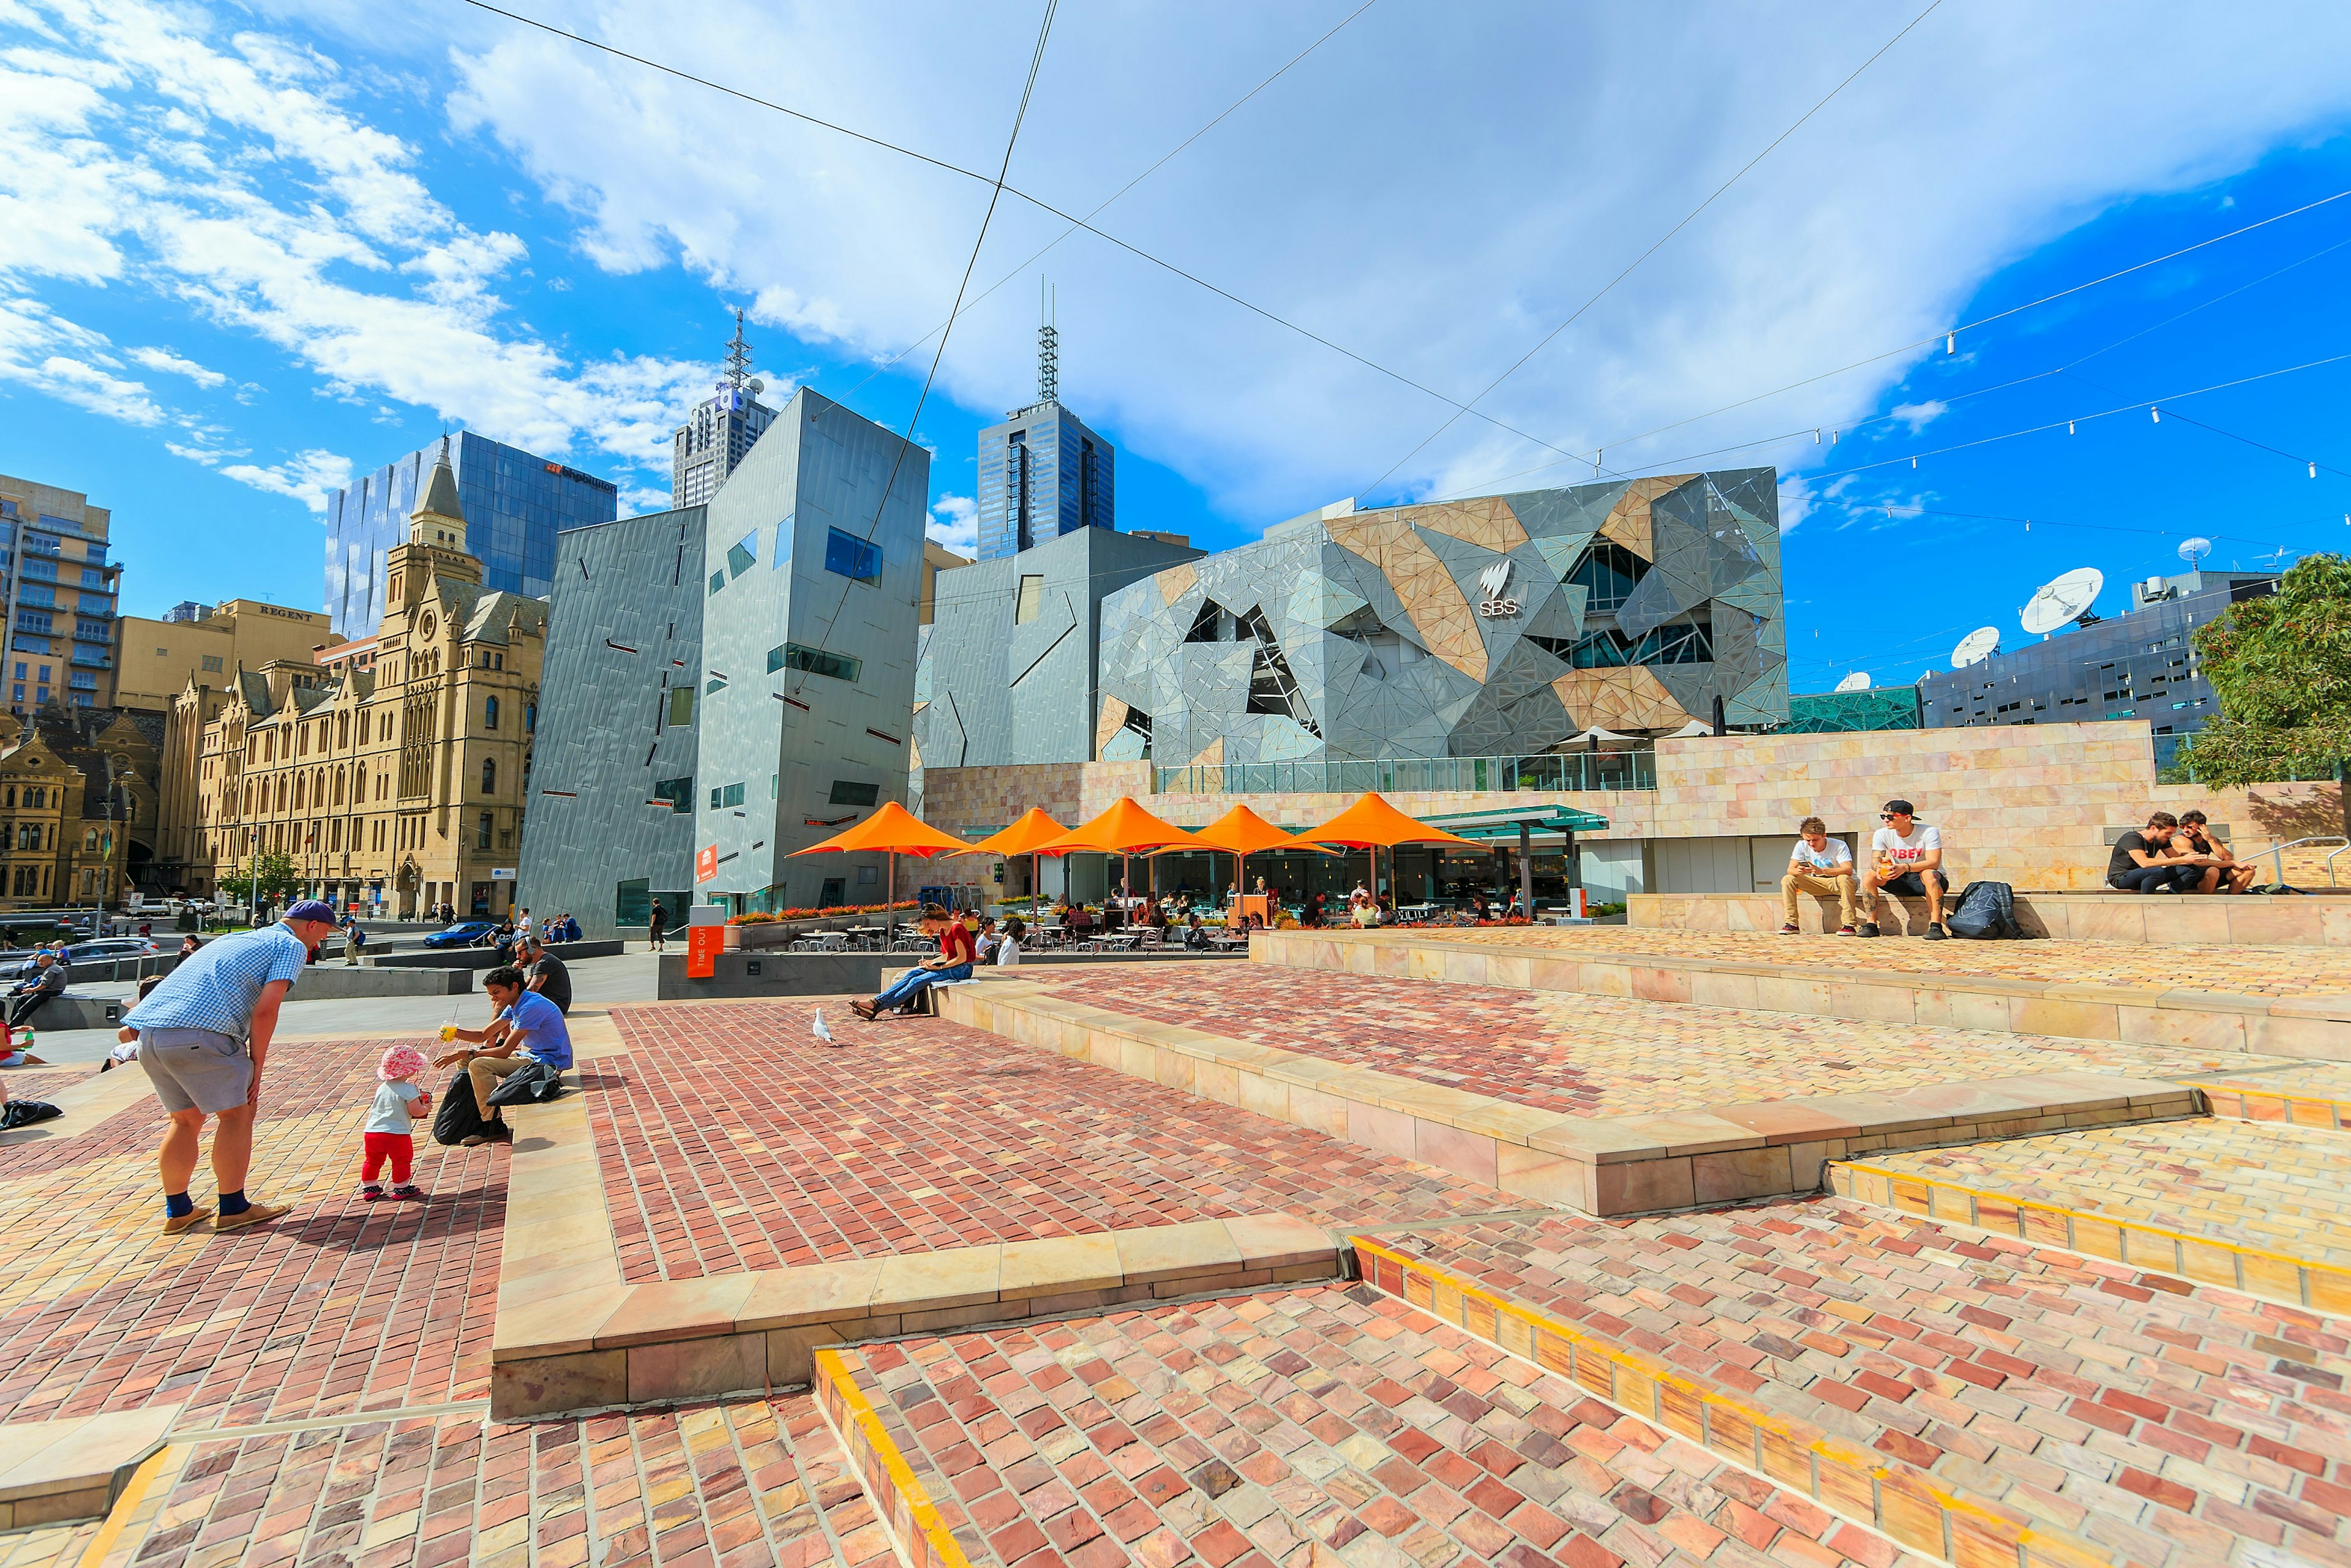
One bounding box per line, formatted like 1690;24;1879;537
124;899;340;1233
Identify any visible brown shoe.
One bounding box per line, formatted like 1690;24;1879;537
212;1202;290;1232
163;1207;214;1236
849;1000;878;1021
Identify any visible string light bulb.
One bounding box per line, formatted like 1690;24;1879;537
2151;407;2161;423
1945;332;1955;354
2311;461;2319;478
1832;429;1839;443
2068;421;2076;435
1911;457;1918;469
1813;429;1821;445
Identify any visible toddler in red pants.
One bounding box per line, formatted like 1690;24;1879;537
361;1044;432;1201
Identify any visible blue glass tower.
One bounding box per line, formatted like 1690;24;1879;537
973;324;1115;561
322;432;618;639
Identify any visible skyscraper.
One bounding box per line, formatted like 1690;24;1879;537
0;472;122;711
321;433;617;642
672;310;780;508
974;318;1116;560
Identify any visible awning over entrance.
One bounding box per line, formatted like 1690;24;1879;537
1423;805;1609;842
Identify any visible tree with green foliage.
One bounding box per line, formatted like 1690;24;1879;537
233;850;306;907
2178;553;2351;786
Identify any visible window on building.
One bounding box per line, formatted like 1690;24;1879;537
1566;541;1648;613
651;776;693;813
525;702;536;733
727;531;758;578
1014;574;1044;625
667;686;694;726
823;528;880;583
477;812;493;850
708;569;726;596
828;781;880;807
767;642;860;683
481;758;497;795
484;696;500;730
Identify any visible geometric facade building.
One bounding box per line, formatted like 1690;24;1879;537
913;525;1202;771
323;432;618;642
511;506;707;938
1095;471;1787;768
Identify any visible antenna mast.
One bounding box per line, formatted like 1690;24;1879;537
723;308;752;392
1037;280;1058;405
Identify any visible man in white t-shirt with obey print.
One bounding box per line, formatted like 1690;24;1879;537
1858;798;1947;940
1779;816;1859;935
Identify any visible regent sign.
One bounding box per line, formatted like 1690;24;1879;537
1475;558;1520;618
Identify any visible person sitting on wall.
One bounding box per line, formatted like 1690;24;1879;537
851;905;976;1020
1780;816;1859;936
2175;809;2259;894
4;948;67;1035
1857;800;1948;939
2107;811;2208;893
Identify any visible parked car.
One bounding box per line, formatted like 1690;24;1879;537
421;920;498;950
0;936;160;980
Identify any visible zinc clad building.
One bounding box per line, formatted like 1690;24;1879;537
513;508;707;939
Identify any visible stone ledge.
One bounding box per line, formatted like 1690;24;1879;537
1249;927;2351;1058
490;1214;1340;1418
0;1405;178;1529
938;980;2205;1218
1630;889;2351;947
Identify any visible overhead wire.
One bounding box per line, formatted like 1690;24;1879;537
1357;0;1948;503
840;0;1384;403
790;0;1057;702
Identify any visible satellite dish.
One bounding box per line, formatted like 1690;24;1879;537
2178;536;2211;568
1951;627;2001;669
2020;567;2103;635
748;378;766;397
1834;672;1872;692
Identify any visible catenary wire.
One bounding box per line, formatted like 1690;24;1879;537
792;0;1057;702
1355;0;1947;503
840;0;1383;403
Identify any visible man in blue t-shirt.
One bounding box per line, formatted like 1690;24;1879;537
437;964;574;1147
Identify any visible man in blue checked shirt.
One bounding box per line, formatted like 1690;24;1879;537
124;899;341;1235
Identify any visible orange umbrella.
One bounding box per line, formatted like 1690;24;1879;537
1041;797;1194;917
1299;792;1481;916
789;801;972;942
953;807;1071;917
1152;804;1337;911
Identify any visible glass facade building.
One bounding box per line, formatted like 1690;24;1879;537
322;433;617;640
975;402;1115;560
0;475;120;711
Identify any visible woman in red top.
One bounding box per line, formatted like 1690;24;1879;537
853;906;978;1019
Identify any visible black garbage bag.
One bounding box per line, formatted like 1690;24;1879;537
430;1069;486;1146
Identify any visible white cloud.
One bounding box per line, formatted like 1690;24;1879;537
0;293;166;422
129;345;225;387
1889;400;1949;433
926;492;977;555
438;1;2351;523
207;448;354;512
0;0;718;494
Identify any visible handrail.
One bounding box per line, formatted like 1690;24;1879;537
2262;835;2348;887
2328;844;2351;889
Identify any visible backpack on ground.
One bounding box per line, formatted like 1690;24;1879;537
486;1059;564;1106
1946;880;2021;940
0;1099;61;1130
431;1069;486;1146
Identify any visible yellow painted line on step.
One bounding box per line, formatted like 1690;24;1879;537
1349;1234;2100;1567
811;1346;972;1568
2184;1082;2350;1130
1832;1158;2351;1315
75;1444;180;1568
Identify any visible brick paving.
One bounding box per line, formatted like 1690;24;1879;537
833;1283;1914;1568
0;1034;504;1430
596;1002;1518;1283
1030;967;2287;1119
82;1396;884;1568
1846;1120;2351;1270
1373;1202;2351;1567
0;1065;94;1105
1391;924;2351;996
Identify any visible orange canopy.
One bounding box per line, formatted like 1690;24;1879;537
1152;804;1338;858
1041;795;1194;855
1298;792;1481;850
956;807;1074;859
787;800;972;858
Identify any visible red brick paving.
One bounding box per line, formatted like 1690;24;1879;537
595;1002;1519;1282
1030;966;2265;1119
0;1035;505;1430
833;1284;1904;1568
1378;1201;2351;1566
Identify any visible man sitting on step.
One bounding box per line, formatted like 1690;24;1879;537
2107;811;2208;894
1779;817;1858;936
1856;799;1948;940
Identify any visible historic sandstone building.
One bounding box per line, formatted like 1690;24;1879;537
162;442;544;917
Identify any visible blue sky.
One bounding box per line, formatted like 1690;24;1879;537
6;0;2351;695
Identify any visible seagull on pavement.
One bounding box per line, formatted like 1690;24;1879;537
812;1008;836;1046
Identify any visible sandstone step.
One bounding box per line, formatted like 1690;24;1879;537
812;1283;1912;1568
1630;891;2351;948
942;969;2203;1218
1351;1202;2351;1567
1830;1119;2351;1314
2188;1063;2351;1132
1247;927;2351;1059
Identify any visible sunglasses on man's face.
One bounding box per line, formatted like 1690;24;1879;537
1881;813;1908;821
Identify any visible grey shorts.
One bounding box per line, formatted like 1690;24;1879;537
138;1027;252;1115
